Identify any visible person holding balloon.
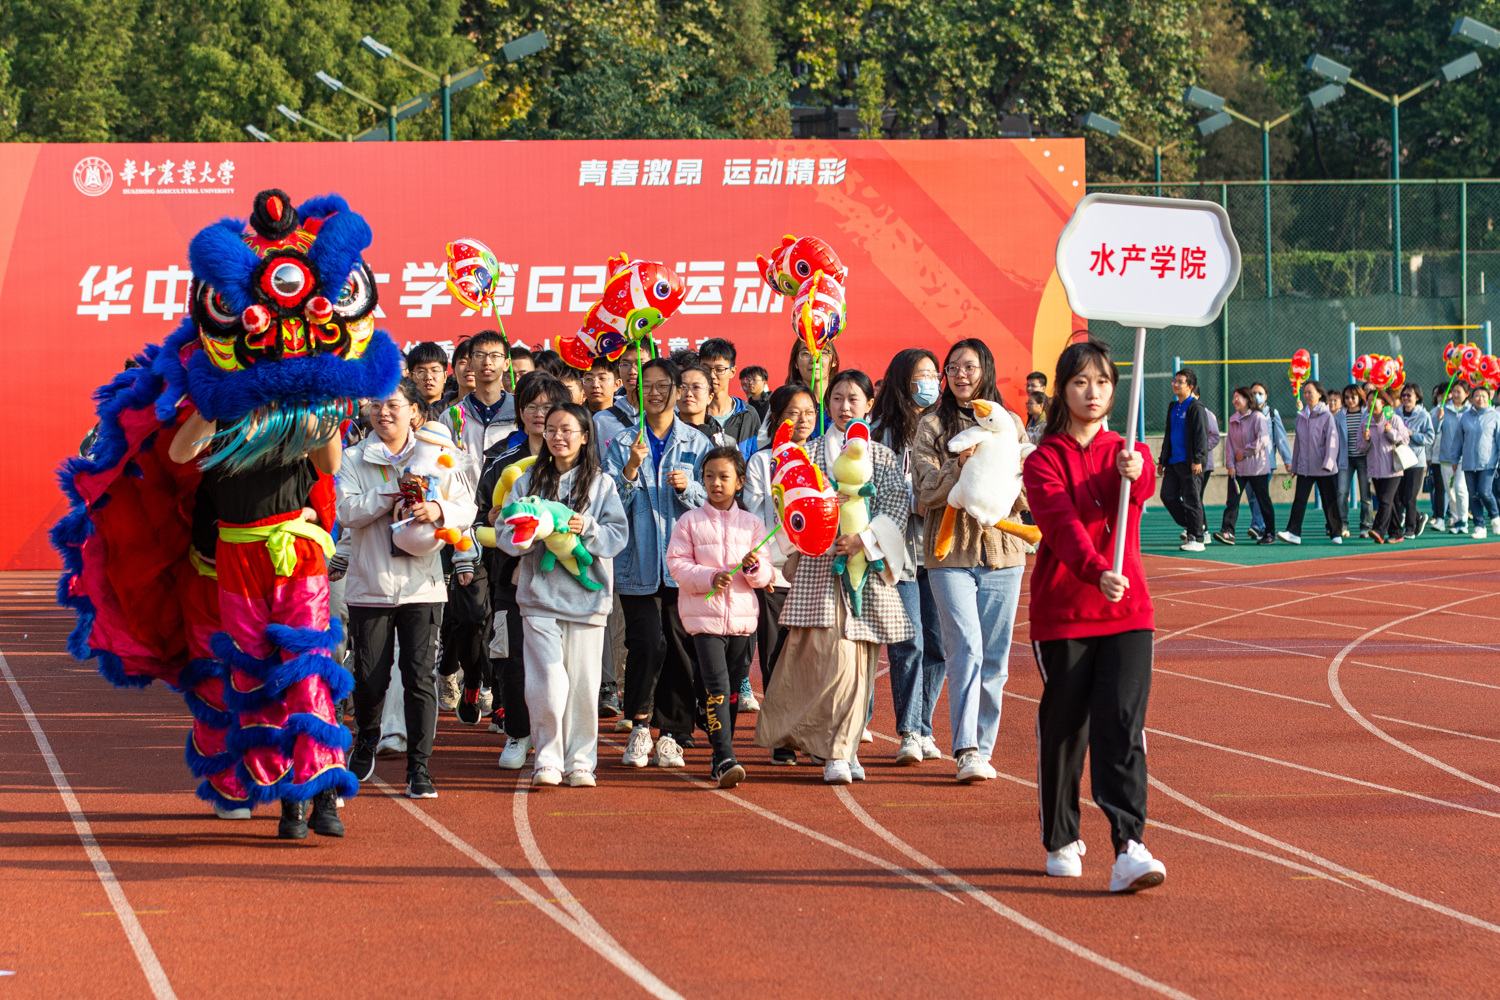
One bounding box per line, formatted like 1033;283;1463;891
1364;387;1413;544
1212;387;1275;546
1277;381;1344;545
1391;384;1434;540
1457;382;1500;539
1431;381;1469;534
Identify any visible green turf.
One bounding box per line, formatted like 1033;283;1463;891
1138;503;1486;565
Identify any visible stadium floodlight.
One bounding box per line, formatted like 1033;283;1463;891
501;30;549;63
1441;51;1483;83
315;70;344;92
316;70;397;140
1081;112;1121;137
358;31;546;140
1079;112;1180;195
1305;54;1352;83
1306;83;1346;109
1453;16;1500;50
244;124;274;142
1183;86;1225;112
275;103;351;141
1195;111;1233;136
360;35;394;60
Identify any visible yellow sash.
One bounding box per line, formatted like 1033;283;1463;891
219;519;336;577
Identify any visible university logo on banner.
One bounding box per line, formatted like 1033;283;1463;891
73;157;113;197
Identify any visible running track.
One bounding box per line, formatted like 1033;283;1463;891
2;547;1498;1000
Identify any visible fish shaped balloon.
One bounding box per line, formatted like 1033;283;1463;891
758;234;849;296
769;419;839;557
1460;342;1484;377
1350;354;1377;384
445;238;501;311
1479;354;1500;391
1444;341;1467;378
792;270;847;358
1369;354;1404;392
1288;349;1312;396
559;253;686;369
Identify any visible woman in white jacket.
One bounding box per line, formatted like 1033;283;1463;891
338;379;477;799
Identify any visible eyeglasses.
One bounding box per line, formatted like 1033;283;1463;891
410;368;444;379
471;351;508;364
680;383;710;396
374;400;413;412
642;381;676;395
782;408;818;422
581;375;614;386
705;365;734;377
944;364;980;378
521;402;552;416
543;427;582;439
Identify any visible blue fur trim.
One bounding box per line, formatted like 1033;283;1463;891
220;652;353;712
226;724;287;754
265;619;343;654
188;220;262;315
184;731;238;778
295;193;350;220
194;777;255;812
226;714;351;756
172;657;224;692
184;332;402;422
152;320;198;420
305;208;372;294
235;760;358;805
182;692;236;730
210;631;279;673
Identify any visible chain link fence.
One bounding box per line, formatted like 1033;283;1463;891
1085;180;1500;435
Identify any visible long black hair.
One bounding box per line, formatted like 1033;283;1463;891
870;347;939;452
785;338;840;385
528;402;600;512
936;338;1002;445
767;382;817;429
1042;340;1117;438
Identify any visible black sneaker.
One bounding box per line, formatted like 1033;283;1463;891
1246;526;1262;541
406;767;438;799
1258;534;1275;545
309;788;345;837
278;798;308;840
348;735;378;782
770;748;797;765
672;732;697;750
713;758;747;789
1211;531;1235;546
456;689;481;726
598;690;623;720
1415;513;1429;538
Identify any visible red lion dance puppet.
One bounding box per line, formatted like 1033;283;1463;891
52;189;401;838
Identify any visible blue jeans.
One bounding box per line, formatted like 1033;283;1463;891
1467;469;1499;521
886;570;946;737
1248;489;1265;532
929;564;1023;759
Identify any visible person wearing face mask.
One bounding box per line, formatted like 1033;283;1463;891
914;339;1028;783
756;369;912;785
743;383;821;761
869;348;947;766
1245;382;1292;542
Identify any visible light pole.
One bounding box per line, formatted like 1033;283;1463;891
1081;112;1180;197
243;124;275;142
359;30;549;141
317;70;401;140
1304;22;1490;293
276;104;352;142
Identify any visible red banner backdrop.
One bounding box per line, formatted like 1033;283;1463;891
0;138;1084;569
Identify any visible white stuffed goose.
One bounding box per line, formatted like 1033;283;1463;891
933;398;1041;560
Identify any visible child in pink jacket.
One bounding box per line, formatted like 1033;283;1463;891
666;445;774;787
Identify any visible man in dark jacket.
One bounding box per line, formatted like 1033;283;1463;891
1159;368;1210;551
698;338;763;459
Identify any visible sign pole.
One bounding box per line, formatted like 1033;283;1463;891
1114;326;1147;574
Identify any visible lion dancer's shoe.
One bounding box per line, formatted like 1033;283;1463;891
213;511;357;835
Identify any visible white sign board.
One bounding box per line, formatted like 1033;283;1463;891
1055;193;1241;329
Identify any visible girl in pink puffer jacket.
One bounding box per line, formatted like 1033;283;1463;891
666;445;774;787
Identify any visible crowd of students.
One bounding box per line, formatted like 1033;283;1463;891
1154;367;1500;549
317;332;1168;892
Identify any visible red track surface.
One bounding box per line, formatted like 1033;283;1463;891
3;549;1499;1000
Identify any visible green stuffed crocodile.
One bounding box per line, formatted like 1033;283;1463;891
498;495;601;591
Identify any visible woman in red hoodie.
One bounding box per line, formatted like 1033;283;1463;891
1021;339;1167;894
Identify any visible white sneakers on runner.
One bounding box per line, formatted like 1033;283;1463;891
861;727;874;743
1276;530;1300;545
920;735;941;760
823;759;853;784
214;803;252;821
1110;840;1167;892
848;756;866;781
621;726;653;767
895;733;923;765
955;750;996;783
497;735;533;770
1046;840;1086;877
652;735;685;768
531;767;562;788
564;770;596;788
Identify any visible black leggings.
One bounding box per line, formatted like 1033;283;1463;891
1221;473;1274;536
350;602;441;772
693;634;754;767
754;587;789;686
1371;475;1404;537
1285;474;1341;537
1034;630;1154;853
1388;466;1424;537
620;585;698;734
493;591;528;739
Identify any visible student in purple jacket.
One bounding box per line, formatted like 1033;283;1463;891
1278;381;1344;545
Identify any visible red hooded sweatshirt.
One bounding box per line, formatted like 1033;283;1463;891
1022;430;1156;641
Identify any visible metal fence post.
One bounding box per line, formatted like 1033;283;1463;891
1347;322;1357;383
1487;320;1493;355
1222;182;1232;435
1312;353;1320;383
1462;181;1469;328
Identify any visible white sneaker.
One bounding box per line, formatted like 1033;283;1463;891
652;735;685;768
213;803;251;820
621;727;653;767
896;733;923;765
1046;840;1086;877
1276;530;1300;545
488;718;504;734
849;756;866;781
376;733;407;756
861;727;874;744
498;735;533;770
531;767;562;787
1331;536;1343;545
564;770;596;788
920;735;941;760
1490;517;1500;533
1431;518;1446;532
737;677;760;713
1179;539;1205;552
438;672;461;712
1178;530;1188;540
823;759;852;784
1110;840;1166;893
613;717;634;733
1452;523;1468;534
955;750;995;783
477;687;494;714
1473;526;1489;539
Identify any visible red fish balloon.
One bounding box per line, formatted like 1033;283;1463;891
1460;343;1484;377
445;238;502;311
1480;354;1500;391
559;253;686;369
1445;341;1466;378
1350;354;1377;384
1369;354;1404;392
758;235;848;296
792;270;847;357
1288;349;1312;396
769;419;839;557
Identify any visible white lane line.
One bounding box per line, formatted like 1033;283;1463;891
1437;607;1500;620
831;787;1198;1000
1142;817;1361;889
1153;668;1331;707
1149;776;1500;936
1328;593;1500;795
1142;727;1500;819
1386;630;1500;653
1351;660;1500;691
1373;716;1500;745
0;651;178;1000
1256;611;1364;631
1180;633;1326;660
1160;597;1242;612
372;778;685;1000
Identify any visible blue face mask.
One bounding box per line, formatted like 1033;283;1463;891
912;378;940;407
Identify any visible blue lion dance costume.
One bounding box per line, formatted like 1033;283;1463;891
53;189;400;832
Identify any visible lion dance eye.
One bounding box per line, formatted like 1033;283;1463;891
333;264;375;318
201;285;236;325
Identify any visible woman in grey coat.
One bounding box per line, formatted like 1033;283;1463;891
1277;381;1343;545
